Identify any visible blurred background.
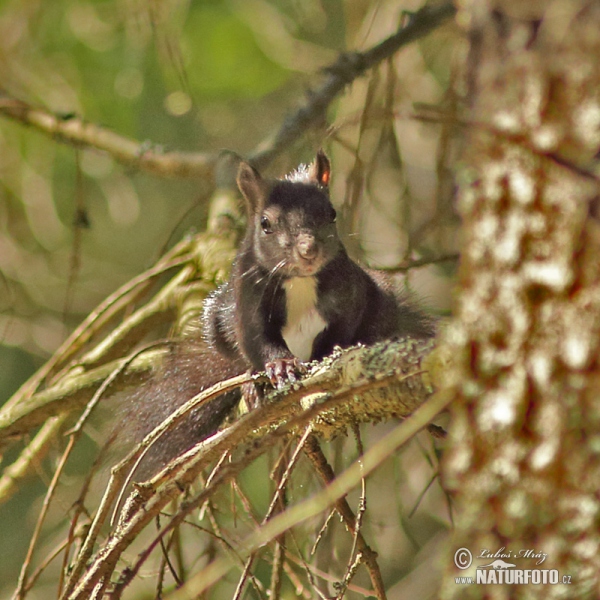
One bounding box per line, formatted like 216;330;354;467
0;0;461;597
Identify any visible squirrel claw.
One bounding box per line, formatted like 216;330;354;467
266;358;305;388
242;379;262;410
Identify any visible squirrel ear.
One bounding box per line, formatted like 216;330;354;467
237;162;266;212
308;150;331;188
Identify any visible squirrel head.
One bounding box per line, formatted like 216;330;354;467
236;152;340;277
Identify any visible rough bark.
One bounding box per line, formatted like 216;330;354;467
441;1;600;598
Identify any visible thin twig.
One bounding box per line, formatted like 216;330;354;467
0;416;66;505
282;560;313;600
311;508;337;556
13;436;76;600
202;501;266;600
334;426;368;600
61;372;250;600
2;239;192;418
250;2;456;169
176;504;266;598
159;387;454;600
12;341;160;600
304;435;384;600
22;537;70;595
156;516;183;588
288;530;330;600
285;550;375;597
232;558;258;600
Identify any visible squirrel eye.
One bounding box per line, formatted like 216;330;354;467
330;207;337;223
260;215;273;233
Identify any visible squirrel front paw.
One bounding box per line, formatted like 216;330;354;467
242;358;305;409
265;357;306;389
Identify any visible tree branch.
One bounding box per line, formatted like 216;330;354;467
0;96;216;179
250;2;456;169
66;346;442;598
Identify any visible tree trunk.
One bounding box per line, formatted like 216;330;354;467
441;1;600;598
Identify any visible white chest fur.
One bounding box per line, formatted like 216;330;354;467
281;277;327;361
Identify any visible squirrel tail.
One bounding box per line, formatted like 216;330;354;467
107;342;244;481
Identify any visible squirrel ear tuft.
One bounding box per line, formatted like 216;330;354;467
308;150;331;188
237;162;266;213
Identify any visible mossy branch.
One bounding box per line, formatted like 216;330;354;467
63;338;443;599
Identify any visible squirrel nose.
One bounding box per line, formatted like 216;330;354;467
296;234;318;260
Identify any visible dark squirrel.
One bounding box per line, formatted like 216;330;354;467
202;150;434;386
115;152;434;478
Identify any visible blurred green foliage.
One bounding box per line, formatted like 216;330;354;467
185;5;290;98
